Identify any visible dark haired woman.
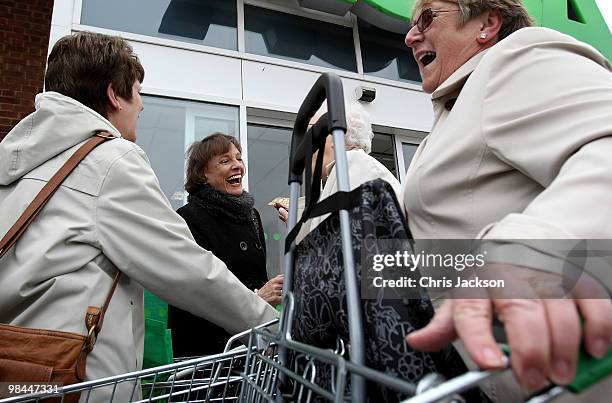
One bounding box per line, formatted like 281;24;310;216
169;133;283;356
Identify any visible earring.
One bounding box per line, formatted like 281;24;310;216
480;32;487;39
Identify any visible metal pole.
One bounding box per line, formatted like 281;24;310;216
276;181;302;403
331;128;365;402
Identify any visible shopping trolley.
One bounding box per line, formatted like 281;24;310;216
0;311;423;403
239;72;612;403
241;304;612;403
2;73;610;403
0;319;279;403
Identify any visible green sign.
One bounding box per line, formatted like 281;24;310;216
523;0;611;60
311;0;611;59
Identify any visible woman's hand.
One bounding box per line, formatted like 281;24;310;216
406;264;612;392
274;203;288;223
257;274;284;306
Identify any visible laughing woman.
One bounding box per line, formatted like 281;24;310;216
402;0;612;400
168;133;283;356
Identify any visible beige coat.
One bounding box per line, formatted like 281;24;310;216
402;27;612;402
403;27;612;274
0;92;277;401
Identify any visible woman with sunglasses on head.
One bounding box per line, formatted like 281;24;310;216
168;133;283;357
402;0;612;401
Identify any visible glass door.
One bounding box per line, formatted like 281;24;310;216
246;122;293;278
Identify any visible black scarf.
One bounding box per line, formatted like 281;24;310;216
189;184;255;223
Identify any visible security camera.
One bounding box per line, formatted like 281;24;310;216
355;86;376;103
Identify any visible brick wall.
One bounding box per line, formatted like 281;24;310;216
0;0;54;141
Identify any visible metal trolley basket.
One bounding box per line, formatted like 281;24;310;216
2;73;610;403
0;320;278;403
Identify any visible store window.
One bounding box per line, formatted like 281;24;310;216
137;96;239;210
81;0;238;50
246;123;293;277
401;142;419;170
358;19;421;83
371;133;398;178
244;5;357;72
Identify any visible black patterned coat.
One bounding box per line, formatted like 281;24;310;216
291;179;485;402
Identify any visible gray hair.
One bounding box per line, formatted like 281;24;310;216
413;0;533;40
315;101;374;154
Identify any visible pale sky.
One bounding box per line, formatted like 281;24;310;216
595;0;612;32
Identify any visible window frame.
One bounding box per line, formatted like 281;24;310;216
242;1;360;73
392;131;427;182
70;0;430;190
73;0;423;90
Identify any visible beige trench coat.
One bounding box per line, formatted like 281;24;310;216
402;27;612;402
0;92;277;401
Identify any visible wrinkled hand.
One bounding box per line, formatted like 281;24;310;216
274;203;288;223
406;263;612;392
257;274;284;306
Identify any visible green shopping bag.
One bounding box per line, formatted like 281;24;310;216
143;290;173;369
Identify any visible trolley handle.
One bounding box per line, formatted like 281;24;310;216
289;72;346;185
500;344;612;395
569;349;612;393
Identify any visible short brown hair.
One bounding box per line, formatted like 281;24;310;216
44;32;145;118
185;133;242;194
413;0;533;40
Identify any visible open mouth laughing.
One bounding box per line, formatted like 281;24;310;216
417;50;437;67
226;174;242;186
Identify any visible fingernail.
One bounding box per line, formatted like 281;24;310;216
551;360;573;384
591;338;609;358
405;332;419;342
482;347;503;367
525;368;545;391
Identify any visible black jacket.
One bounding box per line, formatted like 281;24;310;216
168;194;268;357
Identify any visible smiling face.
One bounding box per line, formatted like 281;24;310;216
405;1;487;93
203;143;245;196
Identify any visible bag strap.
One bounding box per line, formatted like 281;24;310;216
0;131;121;356
284;187;360;252
84;271;121;352
80;268;120;379
0;132;113;258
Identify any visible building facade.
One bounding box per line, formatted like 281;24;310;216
2;0;611;275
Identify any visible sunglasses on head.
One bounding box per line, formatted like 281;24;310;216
411;8;460;32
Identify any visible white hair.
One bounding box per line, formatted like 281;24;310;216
344;101;374;154
314;101;374;154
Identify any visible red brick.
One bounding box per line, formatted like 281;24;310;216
0;96;17;103
0;110;19;120
0;0;53;140
14;104;34;114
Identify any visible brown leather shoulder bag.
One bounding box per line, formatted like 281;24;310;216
0;132;121;402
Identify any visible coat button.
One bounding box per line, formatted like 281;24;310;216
240;241;248;251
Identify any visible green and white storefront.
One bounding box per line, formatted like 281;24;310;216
49;0;611;278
